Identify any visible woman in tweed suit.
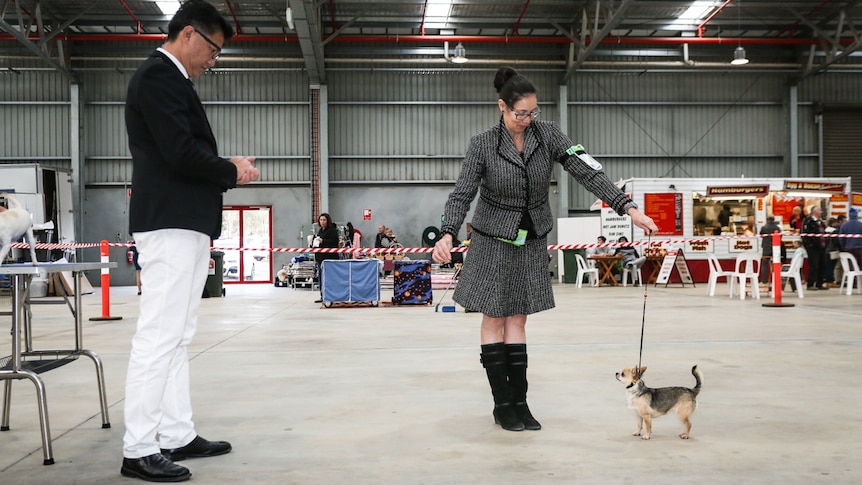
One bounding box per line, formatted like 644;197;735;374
432;67;657;432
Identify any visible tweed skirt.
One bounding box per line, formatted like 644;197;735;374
453;232;554;317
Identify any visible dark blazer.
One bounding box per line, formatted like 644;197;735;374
441;118;632;241
315;225;340;263
126;50;237;239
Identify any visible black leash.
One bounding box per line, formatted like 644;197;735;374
637;233;652;372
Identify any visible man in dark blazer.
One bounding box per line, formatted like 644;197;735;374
121;1;259;482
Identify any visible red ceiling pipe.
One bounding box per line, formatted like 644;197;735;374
329;0;338;34
420;0;428;36
696;0;733;38
0;34;841;47
117;0;143;35
224;0;242;35
512;0;532;36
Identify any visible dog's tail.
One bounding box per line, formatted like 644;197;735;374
691;365;703;395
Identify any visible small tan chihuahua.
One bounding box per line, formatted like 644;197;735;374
615;365;702;440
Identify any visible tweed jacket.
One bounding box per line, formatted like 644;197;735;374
441;118;632;241
126;50;237;239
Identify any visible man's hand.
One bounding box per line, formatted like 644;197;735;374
432;234;454;264
231;156;260;185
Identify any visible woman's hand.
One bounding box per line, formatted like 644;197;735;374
629;208;659;235
432;234;454;264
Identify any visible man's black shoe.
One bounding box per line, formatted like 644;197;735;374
121;453;190;482
161;435;232;462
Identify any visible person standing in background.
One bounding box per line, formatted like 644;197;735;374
839;208;862;269
314;213;340;303
122;1;259;482
802;205;828;290
129;239;142;295
789;205;804;233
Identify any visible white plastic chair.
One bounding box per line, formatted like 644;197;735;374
706;254;734;296
729;253;760;300
838;252;862;295
622;256;646;287
575;253;599;288
776;251;806;299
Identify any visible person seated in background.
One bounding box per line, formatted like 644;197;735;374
614;235;645;284
839;208;862;271
614;236;639;266
587;235;613;257
374;224;386;248
383;227;402;248
785;240;808;291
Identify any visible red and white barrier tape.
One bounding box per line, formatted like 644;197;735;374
10;232;862;254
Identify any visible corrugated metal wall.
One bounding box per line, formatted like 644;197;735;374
0;68;70;166
77;68;311;185
3;63;862;264
325;68;560;183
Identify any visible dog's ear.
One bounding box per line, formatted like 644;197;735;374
635;366;647;378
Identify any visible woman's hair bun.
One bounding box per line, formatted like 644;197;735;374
494;66;519;93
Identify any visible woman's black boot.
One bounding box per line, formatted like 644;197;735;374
480;343;524;431
506;343;542;430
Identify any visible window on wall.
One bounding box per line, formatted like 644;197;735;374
214;206;272;284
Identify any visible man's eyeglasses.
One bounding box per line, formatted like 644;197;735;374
507;106;541;120
194;28;221;61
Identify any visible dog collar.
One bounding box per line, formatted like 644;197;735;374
626;382;636;389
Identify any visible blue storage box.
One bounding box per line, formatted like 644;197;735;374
320;259;380;307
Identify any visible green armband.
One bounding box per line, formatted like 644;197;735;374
496;229;528;247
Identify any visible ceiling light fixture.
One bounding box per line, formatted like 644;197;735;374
286;6;294;30
444;41;468;64
731;46;749;65
451;42;468;63
730;0;749;65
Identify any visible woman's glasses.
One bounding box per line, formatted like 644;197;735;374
508;106;541;120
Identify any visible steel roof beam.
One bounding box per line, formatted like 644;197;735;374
0;1;75;81
562;0;636;82
290;0;326;84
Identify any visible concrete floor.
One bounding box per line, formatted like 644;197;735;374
1;279;861;484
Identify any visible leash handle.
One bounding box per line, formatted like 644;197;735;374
637;232;651;372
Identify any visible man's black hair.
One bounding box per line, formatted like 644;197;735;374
167;0;234;41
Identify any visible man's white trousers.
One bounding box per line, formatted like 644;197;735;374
123;229;210;458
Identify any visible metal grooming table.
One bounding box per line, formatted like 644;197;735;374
0;262;114;465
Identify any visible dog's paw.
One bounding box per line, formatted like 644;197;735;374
632;432;641;437
679;434;690;439
640;435;651;440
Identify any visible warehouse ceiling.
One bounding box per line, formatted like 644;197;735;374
2;0;862;83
